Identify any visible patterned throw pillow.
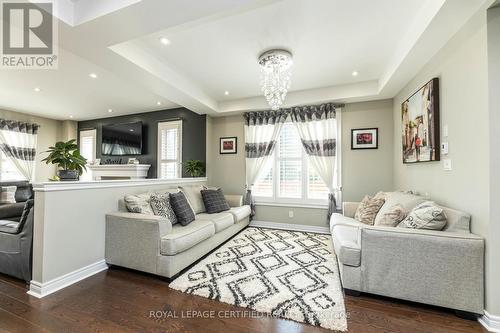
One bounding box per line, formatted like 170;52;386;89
398;201;447;230
354;195;385;225
178;185;206;214
169;192;196;226
124;193;154;215
200;188;230;214
150;192;178;225
374;204;407;227
0;186;17;204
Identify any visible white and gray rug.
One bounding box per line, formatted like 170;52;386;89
169;227;347;331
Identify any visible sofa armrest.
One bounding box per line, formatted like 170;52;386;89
105;212;172;274
342;202;360;218
225;195;243;207
360;226;484;313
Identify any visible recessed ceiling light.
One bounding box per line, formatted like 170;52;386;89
34;87;41;92
108;109;113;113
156;101;162;106
129;129;134;132
89;73;98;79
69;115;74;119
224;91;229;95
352;71;359;77
159;37;171;45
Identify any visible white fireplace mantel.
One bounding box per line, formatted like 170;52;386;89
87;164;151;180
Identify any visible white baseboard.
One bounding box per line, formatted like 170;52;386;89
479;311;500;332
28;260;108;298
250;220;330;234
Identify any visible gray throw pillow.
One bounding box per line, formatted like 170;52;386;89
169;192;196;226
398;201;447;230
201;188;230;214
150;192;178;225
124;193;154;215
0;186;17;204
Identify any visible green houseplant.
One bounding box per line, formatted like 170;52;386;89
42;139;87;181
184;160;205;177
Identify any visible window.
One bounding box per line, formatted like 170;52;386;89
253;122;335;205
79;129;97;181
0;152;25;181
158;120;182;179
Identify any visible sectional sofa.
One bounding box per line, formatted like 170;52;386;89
330;191;485;316
105;188;251;278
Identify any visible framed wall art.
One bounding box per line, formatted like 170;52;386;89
351;128;378;150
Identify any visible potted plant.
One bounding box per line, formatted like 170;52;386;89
184;160;205;177
42;139;87;181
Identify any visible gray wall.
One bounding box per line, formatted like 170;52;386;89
78;108;206;178
392;8;497;314
207;99;394;227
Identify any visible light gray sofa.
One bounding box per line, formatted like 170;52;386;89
330;192;484;316
105;193;251;278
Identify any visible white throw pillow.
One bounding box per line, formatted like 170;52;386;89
374;204;407;227
374;191;425;225
124;193;154;215
0;186;16;204
398;201;447;230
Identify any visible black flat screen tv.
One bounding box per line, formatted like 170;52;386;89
101;122;143;156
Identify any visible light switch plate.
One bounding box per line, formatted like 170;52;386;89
441;142;449;155
288;210;294;218
443;159;452;171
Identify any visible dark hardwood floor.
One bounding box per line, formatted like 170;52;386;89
0;268;486;333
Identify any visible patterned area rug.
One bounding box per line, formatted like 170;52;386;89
169;227;347;331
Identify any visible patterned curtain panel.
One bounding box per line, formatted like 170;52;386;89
243;110;287;216
289;103;338;220
0;120;40;182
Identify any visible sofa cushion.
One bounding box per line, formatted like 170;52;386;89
0;202;25;220
200;188;230;214
374;204;407;227
0;219;20;234
179;185;205;214
150;192;178;225
160;219;215;255
169;192;196;226
196;212;234;232
124;193;154;215
229;206;251;222
398;201;447;230
0;186;17;204
330;213;363;267
441;206;471;233
354;195;385;225
374;191;425;226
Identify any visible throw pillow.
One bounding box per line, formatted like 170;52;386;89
150;192;178;225
124;193;154;215
201;188;230;214
178;185;205;214
169;191;196;226
398;201;447;230
354;195;385;225
374;191;425;226
374;204;407;227
0;186;17;204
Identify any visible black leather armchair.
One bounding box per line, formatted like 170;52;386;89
0;181;33;222
0;199;34;281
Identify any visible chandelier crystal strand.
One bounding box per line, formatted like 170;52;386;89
259;49;293;110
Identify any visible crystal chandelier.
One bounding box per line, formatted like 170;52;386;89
258;49;293;110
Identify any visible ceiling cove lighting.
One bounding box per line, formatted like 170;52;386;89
159;37;171;45
89;73;98;79
258;49;293;110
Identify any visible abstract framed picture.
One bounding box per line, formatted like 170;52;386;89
401;77;440;163
220;137;237;154
351;128;378;150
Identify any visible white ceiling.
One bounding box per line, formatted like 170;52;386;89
0;0;493;120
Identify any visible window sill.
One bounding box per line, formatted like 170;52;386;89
255;201;329;210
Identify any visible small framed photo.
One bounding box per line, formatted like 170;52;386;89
351;128;378;150
220;137;237;154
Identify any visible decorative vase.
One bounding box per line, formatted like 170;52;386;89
57;170;79;181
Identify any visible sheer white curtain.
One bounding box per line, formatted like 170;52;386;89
0;120;39;182
244;111;287;216
290;103;338;220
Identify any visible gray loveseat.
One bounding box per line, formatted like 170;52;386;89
105;189;251;278
330;191;484;316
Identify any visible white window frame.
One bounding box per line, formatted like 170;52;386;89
79;129;97;163
157;120;183;179
254;110;342;208
0;152;26;181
